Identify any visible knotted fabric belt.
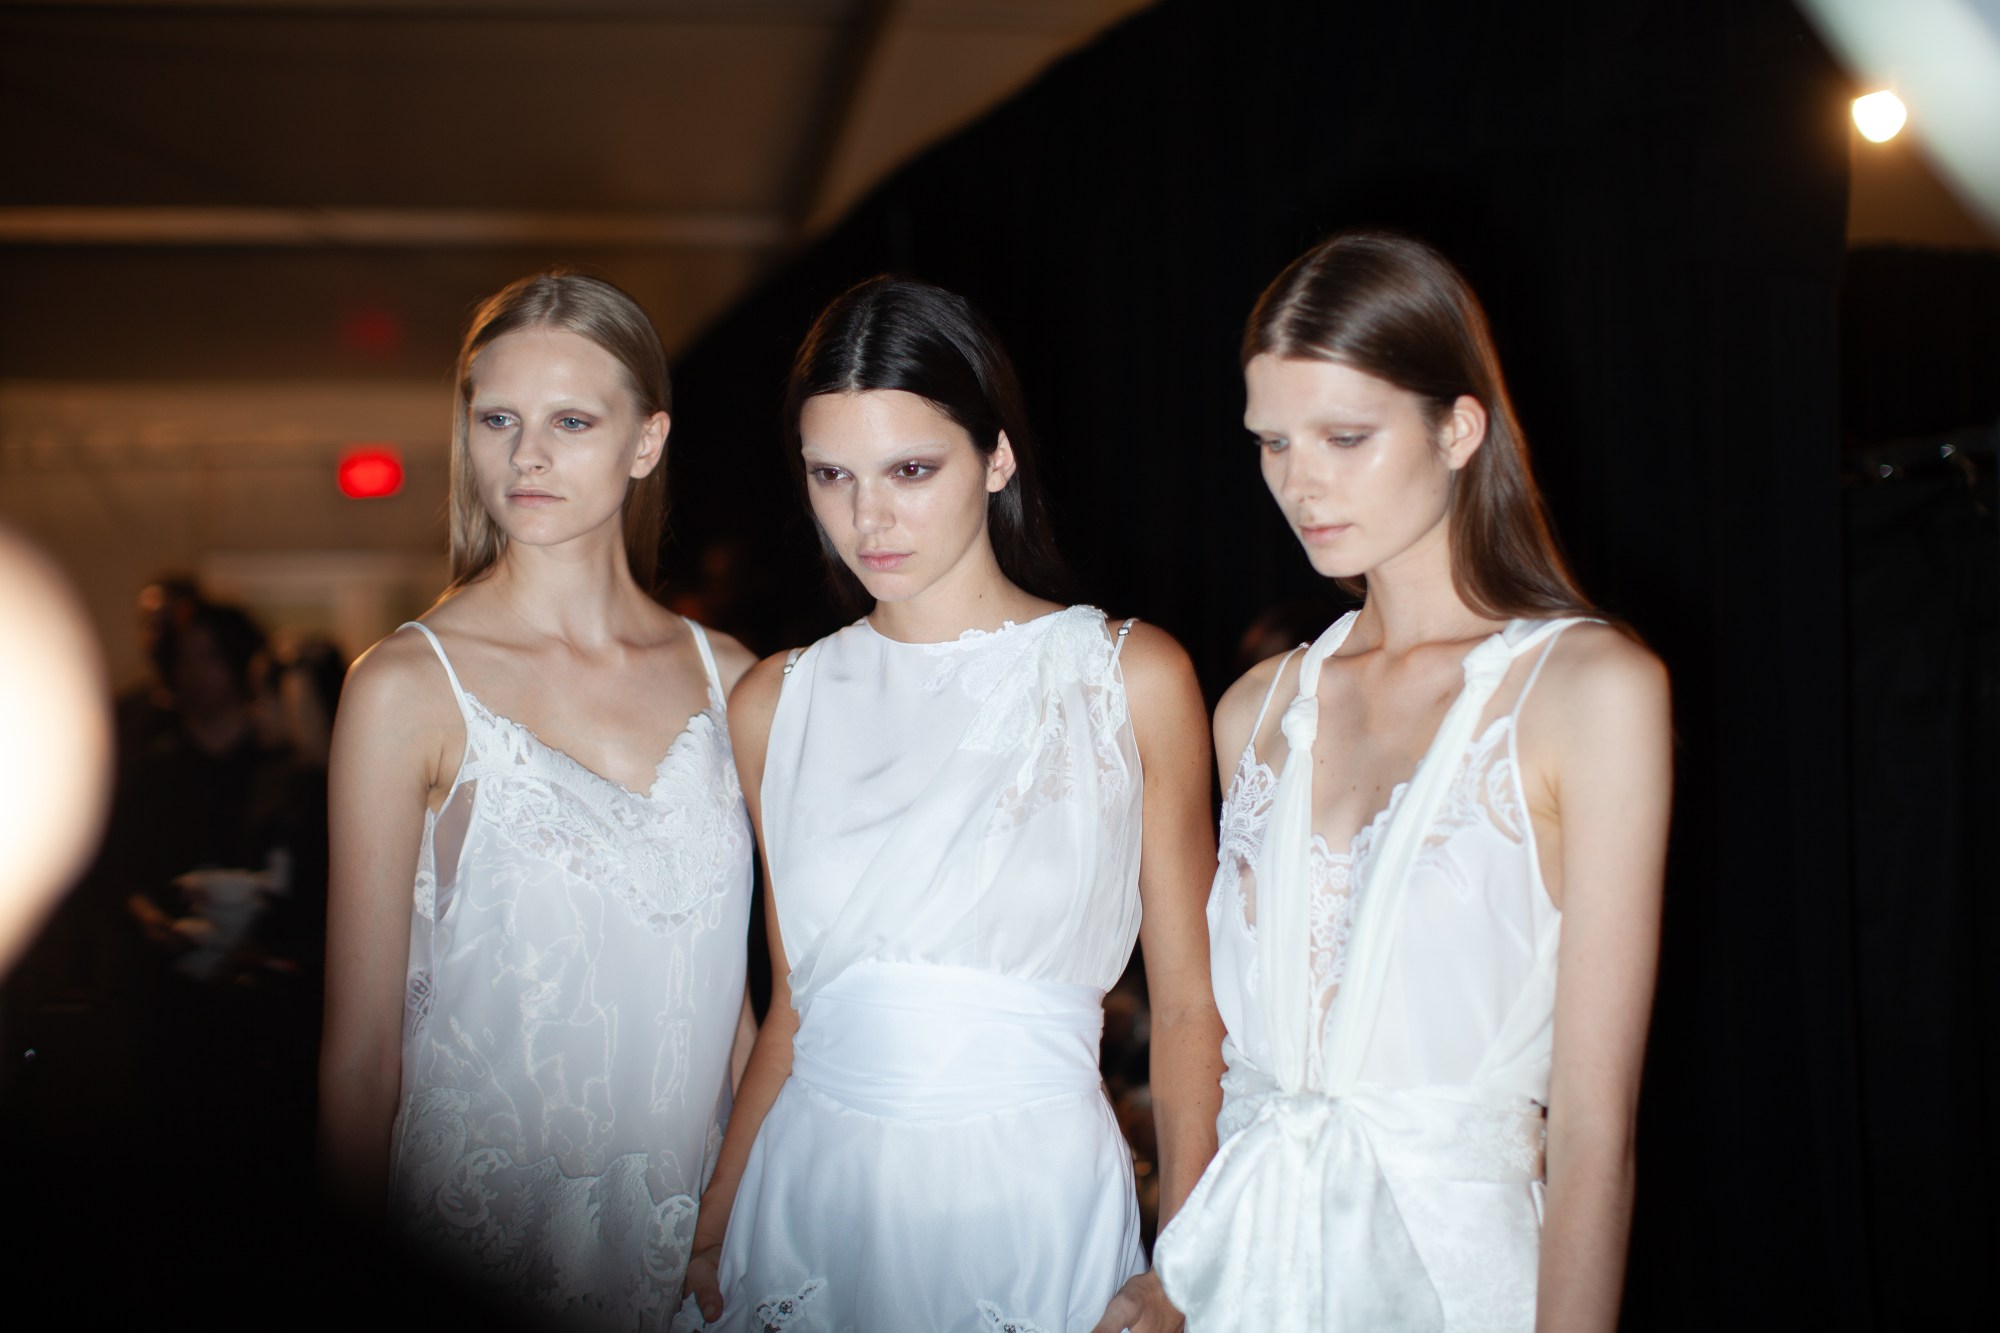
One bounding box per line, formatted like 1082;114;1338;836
789;962;1105;1119
1154;1082;1546;1332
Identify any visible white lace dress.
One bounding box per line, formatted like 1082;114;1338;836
1155;615;1583;1332
696;606;1146;1333
388;620;752;1328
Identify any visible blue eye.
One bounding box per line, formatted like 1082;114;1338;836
558;416;589;431
1255;435;1288;454
1331;433;1370;449
479;412;514;430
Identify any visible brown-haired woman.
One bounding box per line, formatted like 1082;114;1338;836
1152;232;1671;1331
318;272;757;1322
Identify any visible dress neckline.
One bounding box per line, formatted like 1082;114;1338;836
856;604;1077;649
463;684;722;803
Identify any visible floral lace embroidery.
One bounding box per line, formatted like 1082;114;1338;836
755;1278;826;1330
977;1301;1052;1333
976;610;1134;835
464;695;745;935
404;969;434;1040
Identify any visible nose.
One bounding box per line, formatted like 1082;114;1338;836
851;477;893;534
511;423;552;474
1271;442;1327;509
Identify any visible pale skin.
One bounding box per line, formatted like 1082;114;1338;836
316;327;756;1215
683;389;1225;1331
1219;355;1670;1332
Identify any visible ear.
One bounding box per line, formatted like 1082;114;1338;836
1442;395;1487;471
630;410;670;480
986;430;1019;494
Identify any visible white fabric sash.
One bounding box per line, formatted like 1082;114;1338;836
788;962;1104;1118
1155;1082;1546;1331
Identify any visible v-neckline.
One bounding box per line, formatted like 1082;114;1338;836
464;686;720;802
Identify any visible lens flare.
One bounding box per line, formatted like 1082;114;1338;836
1852;90;1908;142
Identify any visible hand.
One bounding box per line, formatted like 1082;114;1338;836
1090;1269;1183;1333
682;1240;724;1324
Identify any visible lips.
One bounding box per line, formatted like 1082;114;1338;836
508;489;561;505
1298;521;1351;544
857;551;909;571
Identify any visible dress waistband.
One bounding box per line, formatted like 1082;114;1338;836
789;962;1105;1119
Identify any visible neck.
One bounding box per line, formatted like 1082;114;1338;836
866;540;1050;644
479;533;646;646
1348;517;1500;656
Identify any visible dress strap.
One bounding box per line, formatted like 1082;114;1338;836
399;621;472;715
1512;619;1582;715
1110;616;1139;662
781;646;804;676
1250;644;1306;740
686;619;724;700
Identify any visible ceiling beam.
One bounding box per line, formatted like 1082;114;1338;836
0;207;790;248
785;0;898;233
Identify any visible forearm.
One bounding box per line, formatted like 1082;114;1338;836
692;1012;796;1250
315;1048;400;1216
1534;1124;1636;1333
1145;1005;1225;1229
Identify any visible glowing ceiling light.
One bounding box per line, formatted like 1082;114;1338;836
1852;90;1908;142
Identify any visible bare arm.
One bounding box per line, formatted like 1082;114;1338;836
316;630;456;1216
1528;630;1672;1332
1094;624;1228;1333
684;651;801;1322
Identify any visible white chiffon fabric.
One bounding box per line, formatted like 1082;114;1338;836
1155;614;1583;1332
697;606;1146;1333
389;620;752;1328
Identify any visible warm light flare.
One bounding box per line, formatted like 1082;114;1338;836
1852;89;1908;142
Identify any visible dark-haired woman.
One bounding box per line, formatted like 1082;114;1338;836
681;277;1224;1333
319;273;757;1323
1153;233;1669;1332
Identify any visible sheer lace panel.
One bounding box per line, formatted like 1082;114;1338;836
1221;715;1525;1077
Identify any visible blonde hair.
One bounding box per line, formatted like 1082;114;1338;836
447;271;671;591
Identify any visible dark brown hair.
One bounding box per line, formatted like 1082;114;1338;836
783;275;1075;607
447;271;670;592
1246;230;1593;619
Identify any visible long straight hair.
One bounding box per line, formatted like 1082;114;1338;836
446;271;671;592
783;275;1075;608
1246;230;1595;620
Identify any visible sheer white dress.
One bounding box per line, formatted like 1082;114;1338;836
698;606;1146;1333
1155;614;1585;1332
388;620;752;1328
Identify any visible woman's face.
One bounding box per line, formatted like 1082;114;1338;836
1244;354;1483;582
466;327;666;557
798;389;1014;605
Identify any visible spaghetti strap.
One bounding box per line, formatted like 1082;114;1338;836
1110;616;1139;662
1251;644;1307;739
1513;619;1582;714
781;646;805;676
686;619;724;700
400;621;472;712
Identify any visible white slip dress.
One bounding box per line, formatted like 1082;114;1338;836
388;619;753;1329
1155;614;1585;1333
698;606;1146;1333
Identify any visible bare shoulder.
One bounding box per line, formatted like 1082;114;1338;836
1213;646;1302;761
694;624;759;695
1109;620;1198;702
1535;622;1670;724
338;625;457;734
726;649;797;740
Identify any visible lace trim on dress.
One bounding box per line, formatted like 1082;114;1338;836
754;1278;826;1331
975;609;1134;835
977;1302;1053;1333
462;695;746;935
1220;715;1524;1070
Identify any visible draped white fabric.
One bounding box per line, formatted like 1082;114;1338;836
1157;617;1583;1333
389;622;752;1327
698;607;1145;1333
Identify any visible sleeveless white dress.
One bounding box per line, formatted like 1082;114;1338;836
699;606;1146;1333
1155;614;1583;1332
388;620;753;1328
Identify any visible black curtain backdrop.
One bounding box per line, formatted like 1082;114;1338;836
661;0;1887;1325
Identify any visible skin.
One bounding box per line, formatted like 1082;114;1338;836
316;326;756;1216
1214;355;1669;1332
684;389;1225;1332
